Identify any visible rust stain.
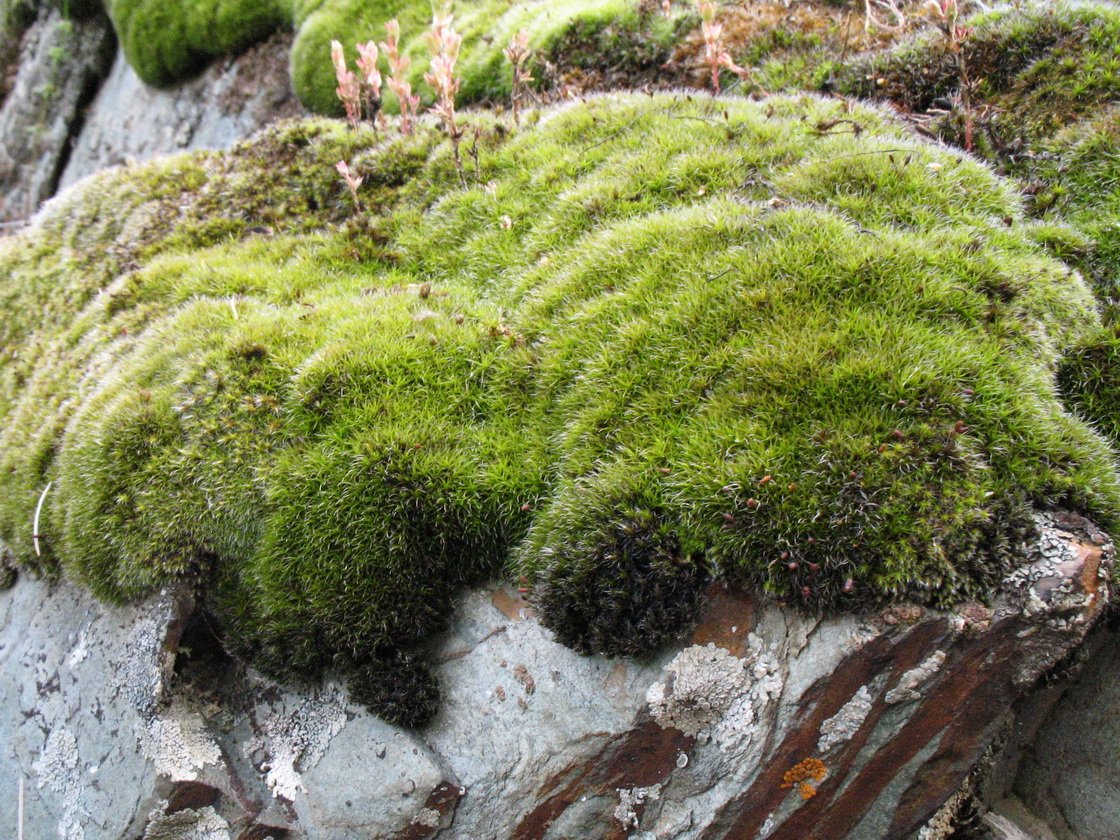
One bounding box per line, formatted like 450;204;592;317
698;617;950;840
492;587;531;621
511;715;693;840
1076;542;1103;606
392;782;464;840
689;584;757;656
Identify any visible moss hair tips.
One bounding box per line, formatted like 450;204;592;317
3;93;1118;723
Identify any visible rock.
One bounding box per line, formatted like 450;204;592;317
0;5;114;224
1005;620;1120;839
58;29;302;190
0;510;1112;839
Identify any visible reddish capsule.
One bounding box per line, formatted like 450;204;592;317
746;498;759;509
843;578;855;592
787;562;798;571
659;467;672;475
788;482;797;491
962;388;975;396
954;420;967;434
521;503;533;512
780;551;789;560
892;429;905;440
723;513;737;523
808;562;820;572
721;485;735;493
807;537;815;544
802;586;812;598
759;475;772;485
878;444;887;453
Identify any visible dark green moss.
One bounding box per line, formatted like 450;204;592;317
3;93;1118;710
836;1;1120;151
348;650;440;728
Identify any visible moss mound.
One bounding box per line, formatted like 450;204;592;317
837;1;1120;152
95;0;683;114
3;93;1118;719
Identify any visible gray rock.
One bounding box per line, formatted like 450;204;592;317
1009;626;1120;840
0;6;114;224
0;510;1114;840
57;29;303;191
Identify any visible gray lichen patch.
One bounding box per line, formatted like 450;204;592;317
646;637;782;750
141;805;232;840
817;685;874;752
885;651;947;705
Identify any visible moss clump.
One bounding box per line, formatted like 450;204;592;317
347;650;441;727
837;1;1120;152
87;0;689;115
3;93;1118;716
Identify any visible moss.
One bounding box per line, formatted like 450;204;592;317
3;93;1119;717
836;1;1120;151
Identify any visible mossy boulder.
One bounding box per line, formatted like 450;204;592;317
95;0;684;114
3;93;1118;722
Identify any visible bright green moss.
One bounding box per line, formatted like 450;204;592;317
3;93;1118;721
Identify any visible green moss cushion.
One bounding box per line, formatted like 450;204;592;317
3;94;1116;722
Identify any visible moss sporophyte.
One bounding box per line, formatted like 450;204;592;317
3;93;1119;725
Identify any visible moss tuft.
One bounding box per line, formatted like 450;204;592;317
348;650;440;728
3;92;1118;710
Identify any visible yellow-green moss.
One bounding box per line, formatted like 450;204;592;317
3;93;1118;722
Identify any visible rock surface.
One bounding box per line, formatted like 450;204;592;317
58;29;303;191
1;510;1112;840
0;8;301;226
0;6;114;224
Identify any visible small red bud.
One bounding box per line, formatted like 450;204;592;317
521;503;533;512
809;562;820;571
878;444;887;454
954;420;967;434
801;586;812;598
721;484;735;493
788;482;797;491
759;475;772;485
892;429;905;439
723;513;736;522
746;498;759;509
780;551;789;560
807;537;815;544
659;467;672;475
843;578;855;592
787;562;798;571
962;388;975;396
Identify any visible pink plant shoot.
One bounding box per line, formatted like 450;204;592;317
335;160;364;217
697;1;724;93
423;11;466;182
355;40;382;127
380;20;420;134
503;29;533;126
331;39;363;129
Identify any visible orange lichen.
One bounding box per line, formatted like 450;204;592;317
781;758;828;800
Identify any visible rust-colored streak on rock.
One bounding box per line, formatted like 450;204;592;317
699;618;950;840
392;782;464;840
165;780;220;814
511;714;693;840
492;587;531;621
689;584;757;655
775;622;1019;840
1076;542;1103;605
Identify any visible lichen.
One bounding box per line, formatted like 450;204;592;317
884;651;947;705
817;685;873;753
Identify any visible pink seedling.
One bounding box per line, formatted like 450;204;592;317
924;0;975;151
331;40;363;129
335;160;364;218
355;40;383;129
503;29;533;126
424;11;467;183
381;20;421;134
